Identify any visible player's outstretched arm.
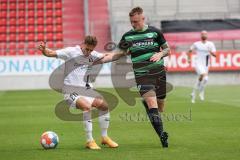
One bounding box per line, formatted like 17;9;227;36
93;49;126;65
187;49;193;63
37;42;57;57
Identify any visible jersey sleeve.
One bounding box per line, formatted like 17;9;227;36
91;51;104;61
155;28;167;46
210;42;216;52
190;42;196;50
56;47;75;60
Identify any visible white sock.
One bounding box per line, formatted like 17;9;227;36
98;110;110;137
83;111;93;142
199;76;208;93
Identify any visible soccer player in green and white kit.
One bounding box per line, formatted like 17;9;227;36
97;7;170;147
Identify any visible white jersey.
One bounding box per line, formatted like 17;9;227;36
56;45;103;87
190;41;216;74
190;41;216;67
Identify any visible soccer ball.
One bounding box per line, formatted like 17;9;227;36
40;131;59;149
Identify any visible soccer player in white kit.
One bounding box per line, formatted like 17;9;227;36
38;35;118;149
187;31;216;103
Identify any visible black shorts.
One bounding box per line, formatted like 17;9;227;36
135;68;166;99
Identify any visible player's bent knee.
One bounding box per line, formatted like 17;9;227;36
92;97;108;110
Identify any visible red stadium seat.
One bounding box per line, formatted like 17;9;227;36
37;2;44;9
55;2;62;9
46;2;53;9
18;10;26;17
9;26;16;33
9;42;16;50
18;18;26;25
55;9;62;17
28;33;35;41
18;26;26;33
55;25;62;33
56;41;63;48
8;50;17;55
9;10;16;18
56;33;63;40
0;34;7;42
18;42;25;49
28;10;35;17
18;33;25;41
37;10;44;17
46;17;53;24
37;18;44;25
9;2;16;10
0;26;6;33
28;2;34;10
0;11;7;18
9;34;16;41
28;18;35;25
0;18;7;26
37;33;44;41
46;25;54;33
47;41;54;48
46;10;53;17
46;33;53;41
18;2;26;10
37;25;44;33
18;49;25;55
0;3;7;10
28;42;35;49
28;25;35;33
56;17;62;24
9;18;16;25
28;49;35;55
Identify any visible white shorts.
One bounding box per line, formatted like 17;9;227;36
195;64;208;75
63;89;102;108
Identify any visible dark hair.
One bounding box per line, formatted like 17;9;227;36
84;35;98;46
129;6;143;17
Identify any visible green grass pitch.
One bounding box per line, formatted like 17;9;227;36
0;86;240;160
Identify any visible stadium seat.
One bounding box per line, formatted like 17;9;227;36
55;9;62;17
37;33;44;41
56;33;63;40
56;41;63;48
37;25;44;33
18;2;26;10
0;26;6;33
28;33;35;41
28;18;35;25
56;17;62;24
46;33;54;41
28;2;34;10
47;41;54;48
18;42;25;49
18;49;25;55
28;10;35;17
8;50;17;55
9;26;16;33
28;25;35;33
0;18;7;26
0;3;7;10
0;11;7;18
18;10;26;17
0;34;7;42
9;2;16;10
37;18;44;25
9;34;16;41
37;10;44;17
37;2;44;9
9;10;16;18
46;25;54;33
28;49;35;55
46;10;53;17
46;2;53;9
18;33;25;41
9;18;16;25
9;42;16;51
55;25;63;32
28;42;35;49
55;2;62;9
18;26;25;33
46;17;53;24
18;18;26;25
